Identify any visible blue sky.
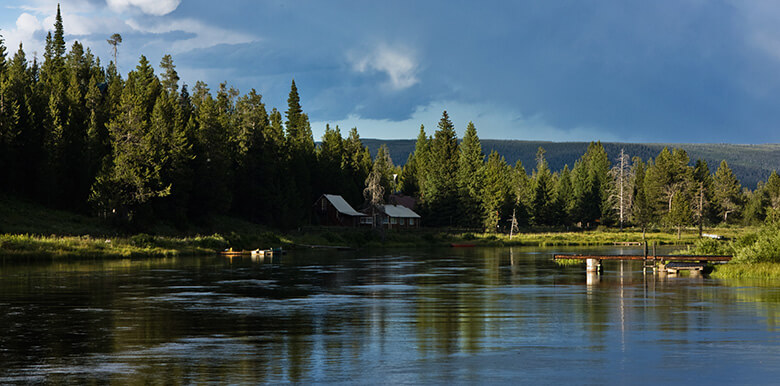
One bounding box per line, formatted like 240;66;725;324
3;0;780;143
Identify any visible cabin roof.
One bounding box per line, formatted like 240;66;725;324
322;194;366;217
381;204;421;218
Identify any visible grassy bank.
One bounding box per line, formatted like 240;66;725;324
0;234;227;259
711;263;780;280
677;225;780;279
0;193;757;259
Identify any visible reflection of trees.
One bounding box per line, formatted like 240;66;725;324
3;248;780;382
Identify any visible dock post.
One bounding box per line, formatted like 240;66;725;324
586;258;601;273
652;241;656;259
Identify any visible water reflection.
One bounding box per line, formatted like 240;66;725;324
1;247;779;383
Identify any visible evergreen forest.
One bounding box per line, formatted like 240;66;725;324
2;6;780;234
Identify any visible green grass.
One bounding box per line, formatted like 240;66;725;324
711;263;780;280
0;233;226;259
554;258;585;266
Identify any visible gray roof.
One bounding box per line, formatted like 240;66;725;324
381;204;421;218
323;194;366;217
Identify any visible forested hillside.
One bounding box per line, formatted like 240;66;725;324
362;139;780;189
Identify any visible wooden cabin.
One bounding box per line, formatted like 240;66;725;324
313;194;368;227
370;204;421;229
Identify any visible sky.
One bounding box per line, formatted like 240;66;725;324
2;0;780;144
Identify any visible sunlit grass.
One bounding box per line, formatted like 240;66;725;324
712;263;780;280
0;233;226;259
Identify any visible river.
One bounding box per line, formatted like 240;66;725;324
1;246;778;384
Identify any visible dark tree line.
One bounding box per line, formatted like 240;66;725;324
0;7;372;229
2;6;779;233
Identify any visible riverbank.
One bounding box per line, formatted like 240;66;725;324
0;226;752;260
0;193;757;259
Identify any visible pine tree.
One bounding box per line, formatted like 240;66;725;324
398;152;418;196
423;111;459;226
512;160;532;227
530;147;556;226
316;124;347;199
159;54;179;95
405;125;430;198
712;160;742;224
341;127;372;206
764;171;780;223
481;151;513;232
90;56;167;223
456;121;484;227
372;144;396;201
631;158;654;237
230;89;268;221
692;159;713;235
282;79;315;225
553;164;574;226
644;147;694;231
0;36;21;191
571;142;610;227
107;33;122;69
668;188;692;239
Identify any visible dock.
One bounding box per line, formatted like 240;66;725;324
553;253;732;274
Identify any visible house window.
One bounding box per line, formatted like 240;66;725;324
360;217;373;224
400;218;406;226
383;217;389;225
409;218;415;226
321;199;327;210
390;217;398;225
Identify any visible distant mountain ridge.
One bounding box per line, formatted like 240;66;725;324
359;139;780;189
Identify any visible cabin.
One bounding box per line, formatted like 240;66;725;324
369;204;421;229
313;194;368;227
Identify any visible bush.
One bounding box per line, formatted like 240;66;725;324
462;233;476;240
130;233;155;247
686;238;733;256
322;232;344;243
194;234;229;250
734;227;780;263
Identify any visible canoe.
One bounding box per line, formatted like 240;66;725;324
220;250;251;256
450;243;476;248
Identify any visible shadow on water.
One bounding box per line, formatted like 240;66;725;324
0;246;778;383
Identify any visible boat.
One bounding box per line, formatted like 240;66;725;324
251;247;286;258
219;249;252;256
450;243;476;248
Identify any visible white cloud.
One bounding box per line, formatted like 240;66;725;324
0;13;43;56
15;12;41;37
106;0;181;16
125;18;257;53
351;44;420;90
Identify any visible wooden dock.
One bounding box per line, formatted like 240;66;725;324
553;253;732;274
553;254;732;262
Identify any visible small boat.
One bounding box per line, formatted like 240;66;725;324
251;247;286;258
219;249;251;256
450;243;476;248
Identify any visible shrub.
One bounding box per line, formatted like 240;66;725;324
130;233;155;247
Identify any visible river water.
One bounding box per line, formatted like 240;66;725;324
1;246;778;384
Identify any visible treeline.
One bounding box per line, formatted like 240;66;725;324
2;6;780;233
360;139;780;190
0;7;372;229
392;112;780;234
